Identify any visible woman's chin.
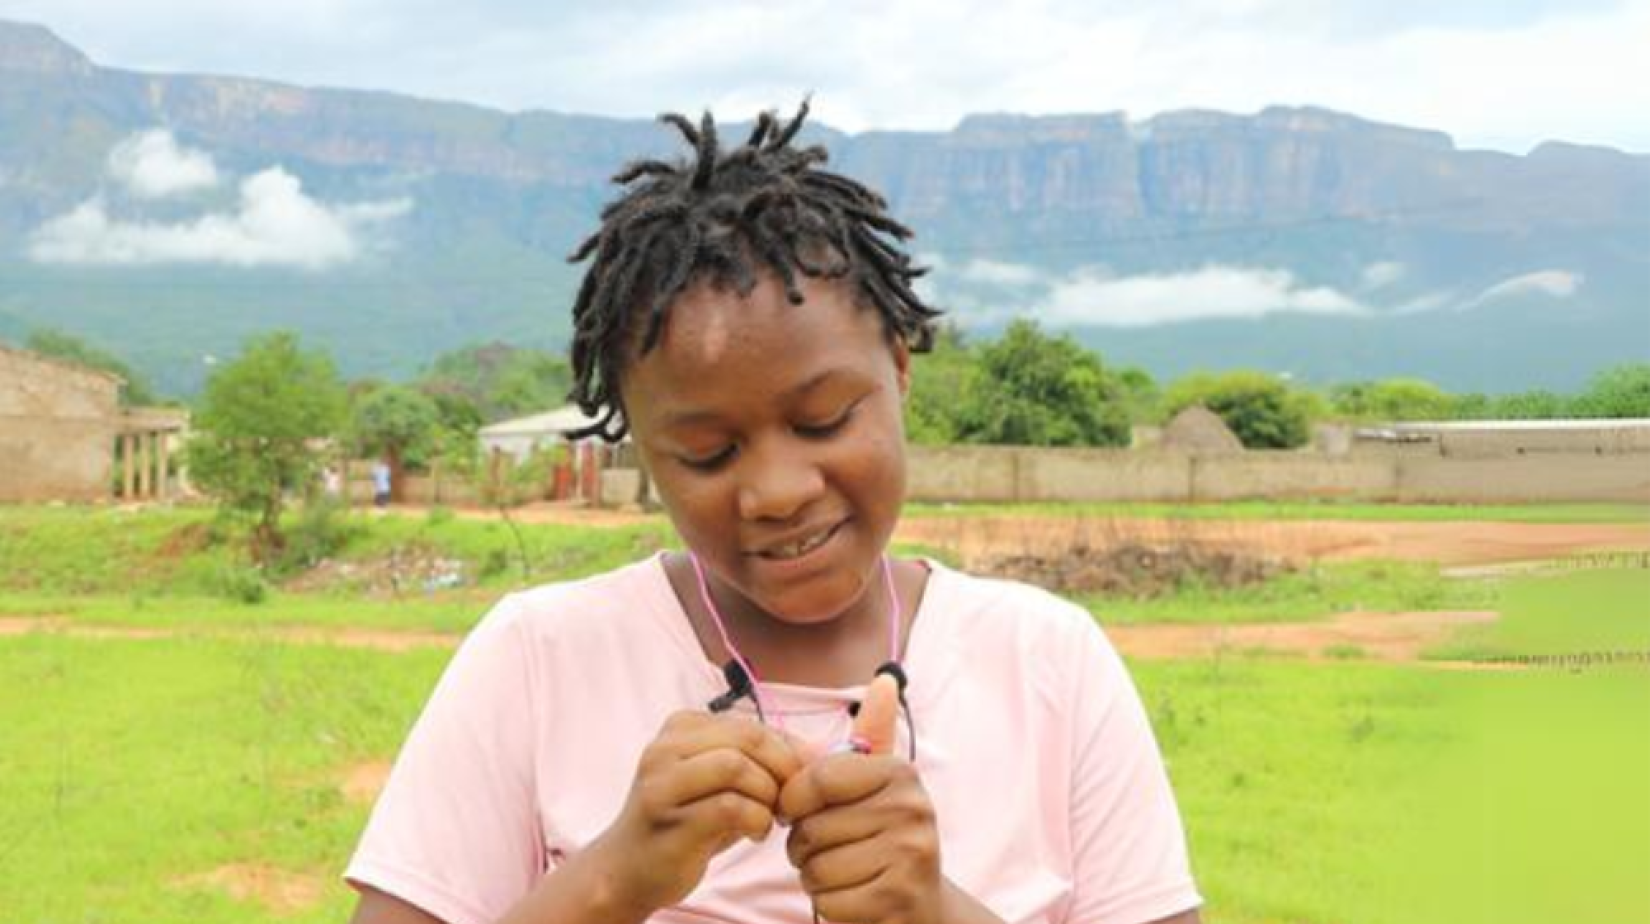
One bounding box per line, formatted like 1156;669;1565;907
753;571;872;627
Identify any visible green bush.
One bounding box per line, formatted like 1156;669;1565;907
1164;370;1320;449
955;320;1131;447
207;564;270;605
271;500;361;577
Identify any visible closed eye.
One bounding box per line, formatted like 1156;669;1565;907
796;406;856;439
679;445;736;471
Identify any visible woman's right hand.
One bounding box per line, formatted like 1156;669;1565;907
587;710;805;914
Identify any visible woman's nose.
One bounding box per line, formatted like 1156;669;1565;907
736;440;825;521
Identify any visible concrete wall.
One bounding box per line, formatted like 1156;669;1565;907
1189;454;1396;502
904;441;1650;504
1396;455;1650;503
0;347;122;502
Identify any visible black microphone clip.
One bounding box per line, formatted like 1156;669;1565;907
707;660;752;713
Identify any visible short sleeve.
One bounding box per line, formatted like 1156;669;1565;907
345;596;545;924
1064;615;1201;924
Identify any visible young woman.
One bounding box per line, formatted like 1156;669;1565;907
346;102;1202;924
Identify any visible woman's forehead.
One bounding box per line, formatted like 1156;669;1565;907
623;277;891;420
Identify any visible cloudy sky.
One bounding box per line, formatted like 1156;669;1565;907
1;0;1646;153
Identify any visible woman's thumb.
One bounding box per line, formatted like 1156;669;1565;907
851;673;901;757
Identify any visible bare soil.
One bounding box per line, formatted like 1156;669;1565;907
341;759;393;805
172;863;325;915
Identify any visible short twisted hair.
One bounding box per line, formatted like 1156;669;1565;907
565;99;942;441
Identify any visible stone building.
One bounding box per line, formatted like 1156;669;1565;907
0;344;184;502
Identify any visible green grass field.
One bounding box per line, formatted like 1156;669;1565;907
2;503;1647;923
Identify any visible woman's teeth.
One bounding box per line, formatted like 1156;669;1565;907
765;526;835;559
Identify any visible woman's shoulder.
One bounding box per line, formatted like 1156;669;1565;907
474;554;674;646
924;559;1103;650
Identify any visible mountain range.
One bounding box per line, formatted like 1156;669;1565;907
1;18;1646;397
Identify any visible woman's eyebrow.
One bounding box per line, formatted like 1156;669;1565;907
781;368;857;399
659;369;863;430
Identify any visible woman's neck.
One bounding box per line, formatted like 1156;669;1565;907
665;552;926;689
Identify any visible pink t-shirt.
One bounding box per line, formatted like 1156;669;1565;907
345;555;1201;924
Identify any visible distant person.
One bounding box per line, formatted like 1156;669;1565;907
345;102;1201;924
371;460;392;508
321;464;343;500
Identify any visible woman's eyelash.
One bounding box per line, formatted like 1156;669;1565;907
797;404;859;437
681;447;736;471
678;403;859;470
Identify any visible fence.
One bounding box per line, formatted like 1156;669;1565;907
904;443;1650;504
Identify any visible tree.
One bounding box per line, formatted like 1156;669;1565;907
1164;370;1318;449
26;327;159;406
187;333;347;561
350;385;442;498
904;324;977;445
1330;378;1457;422
418;342;572;423
1110;365;1162;426
955;320;1131;447
1575;363;1650;418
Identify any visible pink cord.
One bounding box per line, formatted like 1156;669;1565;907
689;551;904;733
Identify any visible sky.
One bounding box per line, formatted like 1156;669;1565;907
1;0;1646;154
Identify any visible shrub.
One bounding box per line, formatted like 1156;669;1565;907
1165;370;1318;449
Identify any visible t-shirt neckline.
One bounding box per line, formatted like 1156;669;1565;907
635;551;955;715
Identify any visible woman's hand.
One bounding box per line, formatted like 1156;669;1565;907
780;750;948;924
777;674;955;924
589;710;804;915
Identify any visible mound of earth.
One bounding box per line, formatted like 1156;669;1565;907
979;542;1289;598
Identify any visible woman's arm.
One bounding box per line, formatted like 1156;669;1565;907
349;831;653;924
349;710;803;924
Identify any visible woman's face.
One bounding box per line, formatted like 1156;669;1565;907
621;272;911;626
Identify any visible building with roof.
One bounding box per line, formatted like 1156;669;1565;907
0;344;186;502
477;404;614;462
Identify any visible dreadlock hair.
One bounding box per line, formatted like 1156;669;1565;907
565;99;943;442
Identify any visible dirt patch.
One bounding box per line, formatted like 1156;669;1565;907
1106;609;1499;662
157;522;214;560
896;516;1650;567
341;760;393;805
384;502;660;529
0;617;461;652
980;542;1288;598
175;863;325;915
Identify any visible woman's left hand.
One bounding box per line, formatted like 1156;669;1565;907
778;750;948;924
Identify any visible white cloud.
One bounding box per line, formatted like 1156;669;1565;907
1463;269;1583;308
958;258;1044;287
1036;265;1369;327
6;0;1646;152
1361;261;1406;289
106;129;219;199
28;167;411;268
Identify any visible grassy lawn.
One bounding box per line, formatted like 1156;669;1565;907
3;505;1645;922
1;506;1503;632
5;606;1642;923
0;634;449;924
0;505;676;599
1084;559;1499;626
904;499;1650;524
